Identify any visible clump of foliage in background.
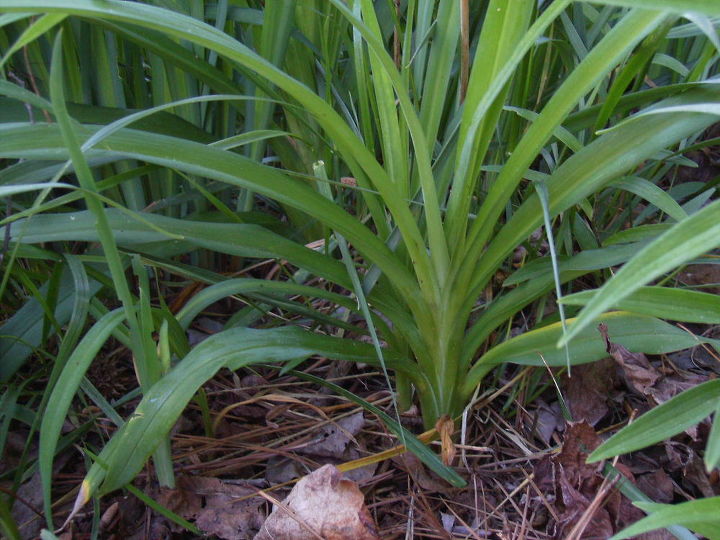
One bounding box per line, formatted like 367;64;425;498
1;0;719;537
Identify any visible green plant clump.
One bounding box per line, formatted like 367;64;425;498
0;0;719;535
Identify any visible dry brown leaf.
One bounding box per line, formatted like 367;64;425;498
534;421;651;538
599;323;660;396
556;421;603;491
534;400;564;444
636;470;674;504
557;469;614;540
297;412;365;457
648;371;709;407
159;475;265;539
564;358;618;426
255;464;379;540
683;454;719;498
678;263;720;294
435;414;456;466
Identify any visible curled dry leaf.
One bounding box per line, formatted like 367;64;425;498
599;323;660;396
435;414;456;466
254;464;379;540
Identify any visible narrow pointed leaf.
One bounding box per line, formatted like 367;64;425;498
560;200;720;345
587;379;720;462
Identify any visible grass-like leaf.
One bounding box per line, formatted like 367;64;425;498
587;379;720;463
560;199;720;345
610;498;720;540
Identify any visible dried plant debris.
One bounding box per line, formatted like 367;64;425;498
534;399;565;444
564;357;619;427
534;421;649;538
297;411;365;458
254;464;380;540
266;411;375;485
599;323;660;396
158;475;266;539
599;322;711;413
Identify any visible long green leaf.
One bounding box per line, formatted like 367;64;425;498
467;86;720;308
11;0;437;305
0;123;422;311
562;286;720;324
587;379;720;462
463;313;716;397
560;199;720;345
610;498;720;540
39;309;125;529
73;326;417;508
590;0;720;17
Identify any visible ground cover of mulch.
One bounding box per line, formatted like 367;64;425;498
7;314;719;539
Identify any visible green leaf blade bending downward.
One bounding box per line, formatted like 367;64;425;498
74;326;416;512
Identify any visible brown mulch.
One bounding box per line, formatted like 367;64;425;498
8;324;718;539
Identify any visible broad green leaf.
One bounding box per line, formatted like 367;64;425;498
0;182;74;198
0;124;421;311
456;7;668;290
600;98;720;133
0;80;52;110
0;13;66;69
561;286;720;324
175;278;356;329
504;242;640;286
466;85;720;304
0;0;438;303
0;266;103;381
560;199;720;345
610;498;720;540
587;379;720;462
603;224;671;246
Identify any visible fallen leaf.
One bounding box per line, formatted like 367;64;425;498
564;358;618;426
556;469;614;540
648;371;709;407
159;475;265;539
636;532;676;540
599;323;660;396
11;467;44;540
391;452;454;494
297;412;365;458
555;421;603;491
440;511;455;533
533;421;650;537
534;400;564;444
254;464;380;540
636;470;674;504
683;454;718;498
